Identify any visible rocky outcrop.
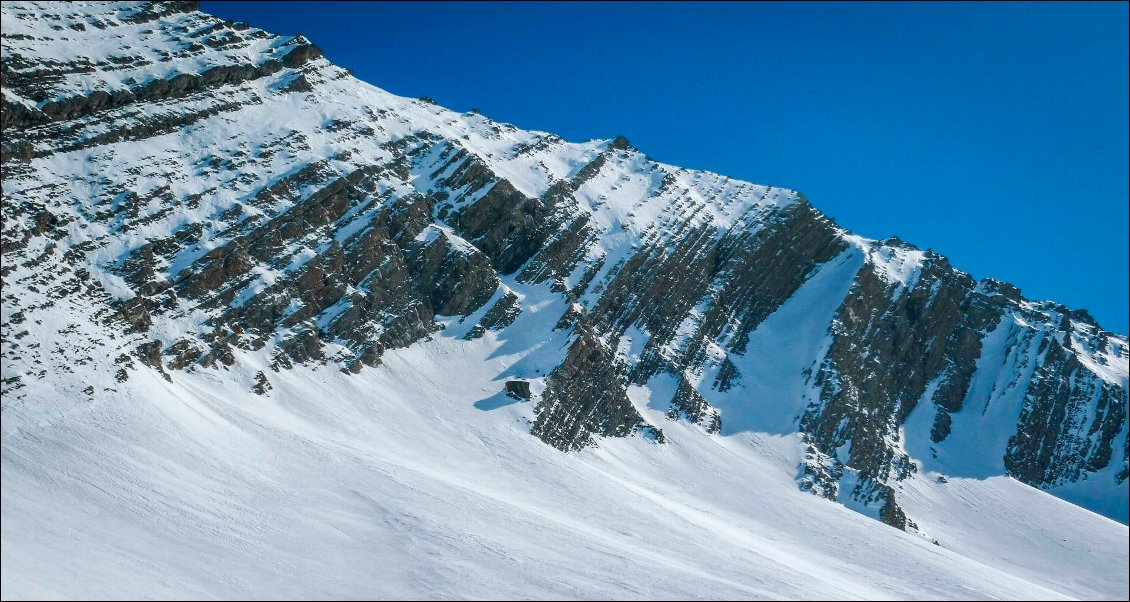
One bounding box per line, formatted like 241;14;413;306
597;200;846;383
795;241;1129;528
1006;327;1127;486
505;380;531;399
252;371;272;395
448;180;543;274
667;374;721;433
465;291;521;340
406;230;498;316
532;328;661;451
797;248;1001;522
135;339;170;381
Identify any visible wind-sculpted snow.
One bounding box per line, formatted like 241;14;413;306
2;2;1127;598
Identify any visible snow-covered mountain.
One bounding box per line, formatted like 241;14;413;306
2;2;1127;599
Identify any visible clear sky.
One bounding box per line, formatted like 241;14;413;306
204;1;1129;333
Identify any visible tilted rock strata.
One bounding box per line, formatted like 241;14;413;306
2;1;1126;528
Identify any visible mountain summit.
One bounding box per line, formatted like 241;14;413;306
2;2;1127;599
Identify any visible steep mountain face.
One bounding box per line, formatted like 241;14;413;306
2;2;1128;598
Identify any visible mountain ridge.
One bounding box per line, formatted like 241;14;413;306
2;2;1127;599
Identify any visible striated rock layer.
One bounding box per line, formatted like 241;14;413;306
2;0;1127;535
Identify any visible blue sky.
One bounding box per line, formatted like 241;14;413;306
205;1;1129;333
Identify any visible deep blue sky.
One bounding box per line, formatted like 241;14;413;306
205;1;1129;333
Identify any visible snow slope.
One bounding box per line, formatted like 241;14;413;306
3;279;1127;599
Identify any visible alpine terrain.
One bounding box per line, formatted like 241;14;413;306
2;2;1127;599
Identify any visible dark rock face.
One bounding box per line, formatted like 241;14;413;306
165;340;204;370
252;371;271;395
2;0;1125;531
281;42;323;68
796;248;1005;522
448;179;568;276
794;243;1129;528
532;328;659;451
113;160;500;370
608;135;632;151
505;380;531;399
878;486;907;530
407;231;498;316
667;375;722;434
595;200;846;384
802;254;989;479
465;292;522;340
135;339;170;381
136;340;163;369
1005;328;1127;486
